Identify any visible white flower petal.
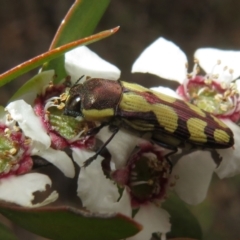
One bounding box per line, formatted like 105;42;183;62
172;150;216;205
0;173;58;207
215;120;240;178
195;48;240;80
97;127;139;168
128;203;171;240
6;100;51;150
132;37;187;83
235;79;240;92
72;148;131;216
65;46;121;82
36;148;75;178
151;86;181;99
32;191;59;207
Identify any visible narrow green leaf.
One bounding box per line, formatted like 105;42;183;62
50;0;111;49
0;205;142;240
9;70;55;103
0;221;17;240
0;27;119;88
43;0;111;82
162;194;202;240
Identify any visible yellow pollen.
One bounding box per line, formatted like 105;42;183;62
48;81;54;88
13;125;20;132
217;60;221;65
220;104;228;112
153;201;161;207
9;148;17;155
192;92;198;99
148;179;154;185
214;94;223;101
204;78;212;85
224;90;231;98
4;128;10;134
60;93;68;101
220;82;227;89
57;102;65;110
229;69;234;74
169;181;176;187
24;139;32;145
6;114;13;121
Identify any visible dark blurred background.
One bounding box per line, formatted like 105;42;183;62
0;0;240;239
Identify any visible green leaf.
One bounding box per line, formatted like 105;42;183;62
9;70;55;104
0;205;142;240
42;0;111;82
0;27;119;88
162;194;202;240
0;221;17;240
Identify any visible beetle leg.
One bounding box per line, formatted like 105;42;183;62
83;126;119;167
208;149;222;166
163;149;178;173
151;138;178;173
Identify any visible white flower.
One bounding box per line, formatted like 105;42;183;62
63;43;173;237
72;145;171;240
64;45;232;239
0;173;58;207
65;46;121;83
0;71;76;207
5;100;75;179
132;37;187;83
132;36;240;180
72;148;132;216
132;37;240;86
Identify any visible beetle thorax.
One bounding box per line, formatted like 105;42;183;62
81;78;122;121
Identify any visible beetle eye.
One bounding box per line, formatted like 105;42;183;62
64;95;82;117
75;97;81;103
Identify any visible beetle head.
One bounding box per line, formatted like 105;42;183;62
64;84;84;117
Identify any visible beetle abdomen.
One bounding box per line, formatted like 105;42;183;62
117;81;234;149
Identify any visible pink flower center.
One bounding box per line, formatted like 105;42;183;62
177;75;240;122
112;143;170;207
33;82;95;150
0;124;32;178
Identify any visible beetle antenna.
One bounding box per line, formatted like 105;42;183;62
71;75;85;88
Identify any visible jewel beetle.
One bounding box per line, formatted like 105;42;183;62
64;78;234;166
